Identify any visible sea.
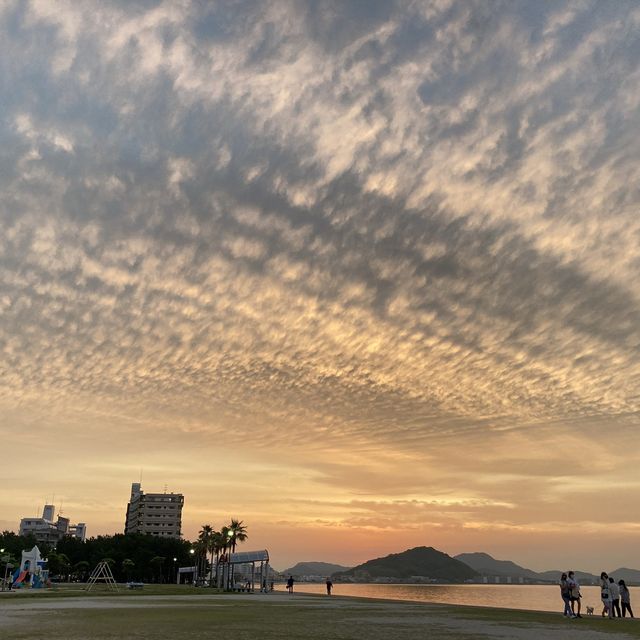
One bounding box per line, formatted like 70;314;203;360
277;583;635;614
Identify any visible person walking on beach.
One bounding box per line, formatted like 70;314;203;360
619;580;634;618
600;572;612;618
609;577;621;617
286;575;295;594
560;573;574;618
326;578;333;596
567;571;582;618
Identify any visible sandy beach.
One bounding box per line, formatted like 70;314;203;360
1;590;638;639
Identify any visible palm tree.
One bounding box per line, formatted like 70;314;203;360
211;531;225;563
208;530;227;586
225;520;248;590
196;524;215;578
192;538;208;585
227;519;248;553
199;524;213;548
218;525;232;589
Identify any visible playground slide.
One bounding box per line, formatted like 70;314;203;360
13;571;28;586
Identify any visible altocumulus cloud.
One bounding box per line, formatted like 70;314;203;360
2;0;640;548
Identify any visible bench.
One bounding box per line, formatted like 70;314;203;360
126;582;144;589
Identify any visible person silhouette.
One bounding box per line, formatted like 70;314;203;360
619;579;634;618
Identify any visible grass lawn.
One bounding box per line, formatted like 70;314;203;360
1;588;639;639
2;583;219;599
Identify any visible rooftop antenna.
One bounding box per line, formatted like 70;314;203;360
139;468;143;485
164;484;167;494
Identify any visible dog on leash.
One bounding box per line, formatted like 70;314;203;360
586;606;594;615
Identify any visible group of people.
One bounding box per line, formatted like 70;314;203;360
559;571;584;618
559;571;634;619
600;572;634;619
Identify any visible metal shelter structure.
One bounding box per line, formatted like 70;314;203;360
218;549;270;592
176;565;197;585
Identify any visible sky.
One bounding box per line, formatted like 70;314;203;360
1;0;640;574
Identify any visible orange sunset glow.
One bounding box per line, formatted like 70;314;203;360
2;1;640;574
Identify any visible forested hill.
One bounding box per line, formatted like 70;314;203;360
333;546;478;582
282;562;351;576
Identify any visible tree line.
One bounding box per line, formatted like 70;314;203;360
0;519;248;584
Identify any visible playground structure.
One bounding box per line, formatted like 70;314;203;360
12;546;49;589
85;560;118;592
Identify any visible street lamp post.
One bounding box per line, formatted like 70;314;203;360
226;529;234;590
172;557;177;585
1;549;11;592
189;549;195;585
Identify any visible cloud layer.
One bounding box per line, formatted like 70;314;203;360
1;0;640;570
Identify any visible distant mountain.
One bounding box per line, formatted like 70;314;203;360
282;562;351;577
536;570;598;584
455;552;600;584
455;552;539;580
608;568;640;585
334;546;478;582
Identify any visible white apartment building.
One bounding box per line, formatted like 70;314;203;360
124;483;183;538
19;505;87;546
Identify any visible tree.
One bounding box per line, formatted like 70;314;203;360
150;556;165;583
209;530;226;586
48;552;71;581
0;530;197;583
122;559;135;582
192;539;208;585
73;560;90;582
227;519;248;553
198;524;214;583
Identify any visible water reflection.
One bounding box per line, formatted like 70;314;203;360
279;583;634;614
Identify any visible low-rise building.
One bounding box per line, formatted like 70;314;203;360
19;505;87;546
124;482;183;538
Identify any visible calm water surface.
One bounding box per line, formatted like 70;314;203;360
280;583;637;614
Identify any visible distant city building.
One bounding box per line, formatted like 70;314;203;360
124;482;183;538
19;505;87;546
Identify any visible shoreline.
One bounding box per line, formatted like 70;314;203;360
276;581;624;616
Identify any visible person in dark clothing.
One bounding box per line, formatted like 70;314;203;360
326;577;333;595
286;575;295;594
619;579;634;618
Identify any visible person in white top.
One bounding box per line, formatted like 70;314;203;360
609;577;621;617
567;571;582;618
601;572;612;618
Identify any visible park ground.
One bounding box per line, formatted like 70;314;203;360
1;585;639;639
